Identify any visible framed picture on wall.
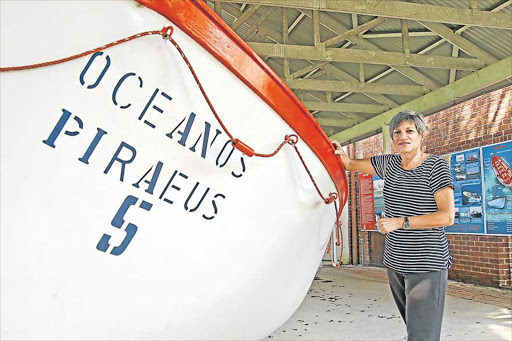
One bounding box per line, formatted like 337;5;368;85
482;141;512;235
446;148;485;234
445;141;512;236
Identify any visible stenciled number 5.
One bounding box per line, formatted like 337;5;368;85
96;195;153;256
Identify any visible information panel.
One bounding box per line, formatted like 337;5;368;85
373;174;385;224
447;148;485;234
446;141;511;235
359;173;375;231
482;141;512;235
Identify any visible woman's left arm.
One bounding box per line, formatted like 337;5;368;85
377;187;455;234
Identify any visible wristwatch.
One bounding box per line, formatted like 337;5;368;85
402;217;411;230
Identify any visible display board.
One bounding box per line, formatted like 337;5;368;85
359;173;375;231
358;173;384;232
373;174;386;225
449;148;485;234
357;141;511;236
482;141;512;235
446;141;511;235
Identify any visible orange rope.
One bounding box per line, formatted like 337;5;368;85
0;30;163;72
162;27;342;223
289;140;338;206
1;25;343;249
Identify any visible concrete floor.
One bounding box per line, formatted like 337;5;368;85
267;265;512;341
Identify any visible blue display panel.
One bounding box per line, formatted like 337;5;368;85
447;148;485;234
482;141;512;235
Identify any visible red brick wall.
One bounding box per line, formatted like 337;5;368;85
347;85;512;288
449;235;512;287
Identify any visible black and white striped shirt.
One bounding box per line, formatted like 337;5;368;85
370;154;454;274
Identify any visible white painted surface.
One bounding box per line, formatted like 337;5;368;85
0;1;338;339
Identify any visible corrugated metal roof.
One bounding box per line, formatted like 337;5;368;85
462;26;512;59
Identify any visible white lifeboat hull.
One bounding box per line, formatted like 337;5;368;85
0;1;347;339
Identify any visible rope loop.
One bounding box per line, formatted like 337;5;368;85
161;26;174;40
285;134;298;146
323;192;338;204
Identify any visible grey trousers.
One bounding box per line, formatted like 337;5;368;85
387;268;448;341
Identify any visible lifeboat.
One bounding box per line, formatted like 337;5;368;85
492;155;512;187
0;1;347;339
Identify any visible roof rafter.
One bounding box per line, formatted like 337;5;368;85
214;0;222;15
288;12;305;34
303;101;392;113
449;46;459;84
282;7;290;78
248;42;485;70
231;4;261;30
362;31;437;39
321;64;399;108
240;7;273;39
418;21;498;66
315;117;359;128
287;79;429;96
290;61;329;79
401;19;410;57
322;17;388;48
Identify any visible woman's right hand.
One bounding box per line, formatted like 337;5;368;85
331;139;345;156
330;139;374;174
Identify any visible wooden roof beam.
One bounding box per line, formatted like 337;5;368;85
282;7;290;78
303;101;391;113
214;0;222;15
248;42;485;70
322;17;388;48
290;61;329;79
449;46;459;84
287;79;429;96
315;117;359;128
231;4;261;30
288;12;305;34
401;19;410;57
241;8;273;39
221;0;512;29
362;31;437;39
419;21;498;66
322;64;398;108
313;9;321;46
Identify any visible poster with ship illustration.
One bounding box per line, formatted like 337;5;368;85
447;148;485;234
373;175;386;228
482;141;512;235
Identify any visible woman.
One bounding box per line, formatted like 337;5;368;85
332;110;454;341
